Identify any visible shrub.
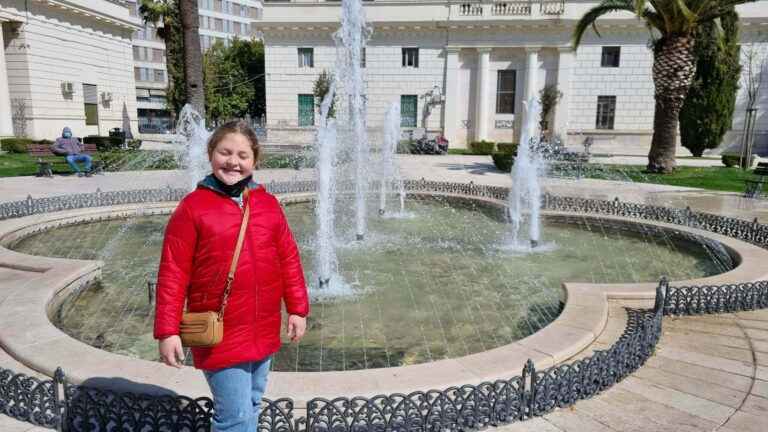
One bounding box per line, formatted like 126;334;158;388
1;138;32;153
396;138;413;154
83;136;123;151
496;142;519;154
99;152;131;171
721;153;756;168
126;139;143;150
491;152;515;172
34;139;53;145
469;140;495;155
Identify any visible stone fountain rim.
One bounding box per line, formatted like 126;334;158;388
0;191;766;404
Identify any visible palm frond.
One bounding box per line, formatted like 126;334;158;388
572;0;637;48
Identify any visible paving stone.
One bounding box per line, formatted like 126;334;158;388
658;338;753;364
739;394;768;418
720;410;768;432
744;328;768;342
632;365;747;409
656;345;754;377
643;355;752;392
753;378;768;399
0;415;44;431
617;376;735;424
660;326;751;350
736;318;768;331
493;417;563;431
663;317;745;338
574;390;696;432
757;365;768;381
543;408;616;432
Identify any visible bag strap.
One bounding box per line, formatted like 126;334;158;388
217;187;250;320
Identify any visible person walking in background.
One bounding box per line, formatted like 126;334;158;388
51;127;92;177
154;120;309;432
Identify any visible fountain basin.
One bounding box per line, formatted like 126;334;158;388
1;193;767;404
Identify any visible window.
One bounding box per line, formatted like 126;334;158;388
83;84;98;125
298;94;315;126
139;67;147;81
601;46;620;67
496;70;516;114
361;47;366;68
400;95;417;127
298;48;314;68
596;96;616;129
402;48;419;68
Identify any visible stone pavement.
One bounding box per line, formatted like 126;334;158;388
0;156;767;430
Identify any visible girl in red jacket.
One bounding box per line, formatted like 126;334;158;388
154;120;309;432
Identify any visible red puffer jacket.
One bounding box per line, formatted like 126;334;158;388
153;179;309;370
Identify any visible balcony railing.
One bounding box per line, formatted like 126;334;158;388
491;2;531;15
459;1;564;17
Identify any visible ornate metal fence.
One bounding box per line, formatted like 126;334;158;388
664;280;768;316
5;181;762;250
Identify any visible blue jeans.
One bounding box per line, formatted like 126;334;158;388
65;154;92;173
203;356;271;432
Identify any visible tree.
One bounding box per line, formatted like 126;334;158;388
538;83;563;132
203;41;256;123
572;0;756;173
178;0;205;119
739;28;768;168
226;38;266;119
679;10;741;157
138;0;185;116
313;70;336;119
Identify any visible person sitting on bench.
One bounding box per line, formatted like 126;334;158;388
51;127;92;177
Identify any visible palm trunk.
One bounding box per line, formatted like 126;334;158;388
179;0;205;119
646;35;696;173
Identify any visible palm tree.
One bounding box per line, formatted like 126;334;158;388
139;0;205;119
138;0;185;116
178;0;205;119
572;0;755;173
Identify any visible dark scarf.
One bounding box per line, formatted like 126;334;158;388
212;174;252;197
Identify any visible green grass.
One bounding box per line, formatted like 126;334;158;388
0;150;305;177
676;156;721;160
447;148;475;155
575;164;762;193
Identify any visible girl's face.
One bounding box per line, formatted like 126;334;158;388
209;133;257;185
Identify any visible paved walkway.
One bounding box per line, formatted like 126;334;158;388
0;156;766;430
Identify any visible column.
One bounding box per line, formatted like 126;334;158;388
474;47;491;141
523;46;540;101
443;47;461;145
0;23;14;138
554;46;573;140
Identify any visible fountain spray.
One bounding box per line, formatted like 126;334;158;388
175;104;211;192
379;101;403;217
315;76;340;289
507;99;546;249
334;0;372;240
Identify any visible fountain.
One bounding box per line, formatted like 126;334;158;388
378;101;406;216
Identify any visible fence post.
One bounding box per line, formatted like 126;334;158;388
53;367;67;432
654;277;668;314
523;359;536;420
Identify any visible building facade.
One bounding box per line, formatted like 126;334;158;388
123;0;263;135
0;0;140;141
259;0;768;154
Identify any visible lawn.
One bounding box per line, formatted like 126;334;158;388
573;164;761;194
0;150;298;177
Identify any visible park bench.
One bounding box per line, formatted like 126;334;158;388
27;142;101;178
742;161;768;198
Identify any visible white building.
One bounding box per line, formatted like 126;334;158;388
259;0;768;154
122;0;263;135
0;0;140;141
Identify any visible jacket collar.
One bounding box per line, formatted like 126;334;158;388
197;174;260;197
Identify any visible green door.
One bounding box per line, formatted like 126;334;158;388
400;95;417;127
298;94;315;126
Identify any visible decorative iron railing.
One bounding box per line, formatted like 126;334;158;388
0;282;665;431
663;280;768;316
1;181;766;251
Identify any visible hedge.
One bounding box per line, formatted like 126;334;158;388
496;142;519;154
469;141;495;155
491;152;515;172
83;136;124;151
1;138;33;153
721;153;756;169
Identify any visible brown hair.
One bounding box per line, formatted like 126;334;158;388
206;120;261;162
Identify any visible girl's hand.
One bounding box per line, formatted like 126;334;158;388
286;315;306;343
159;335;185;368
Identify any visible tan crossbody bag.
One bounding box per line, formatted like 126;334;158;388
179;188;250;347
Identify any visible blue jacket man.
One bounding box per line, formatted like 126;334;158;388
51;127;92;177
